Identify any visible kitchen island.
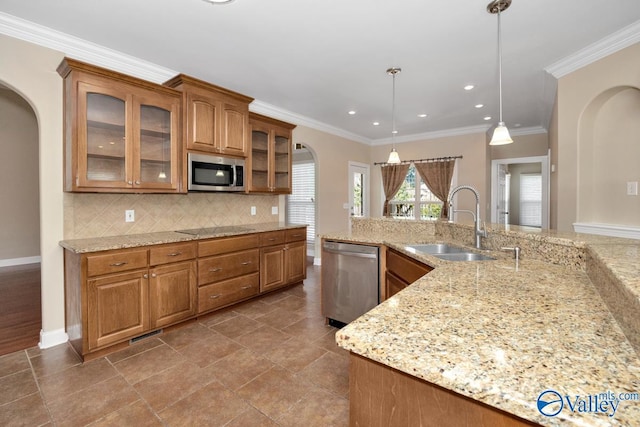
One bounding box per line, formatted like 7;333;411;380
326;218;640;427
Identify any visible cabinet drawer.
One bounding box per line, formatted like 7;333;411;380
86;249;148;277
285;228;306;243
386;270;409;299
198;249;259;284
198;234;260;257
260;230;285;246
149;242;196;265
386;249;432;285
198;273;259;313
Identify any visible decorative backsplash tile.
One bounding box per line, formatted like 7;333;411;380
64;192;280;239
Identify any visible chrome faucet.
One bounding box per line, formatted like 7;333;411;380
448;185;487;249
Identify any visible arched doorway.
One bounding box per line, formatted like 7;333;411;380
0;84;41;355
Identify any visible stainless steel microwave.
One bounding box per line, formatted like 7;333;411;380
187;153;245;192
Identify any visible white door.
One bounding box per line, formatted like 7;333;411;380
496;164;510;225
348;162;370;219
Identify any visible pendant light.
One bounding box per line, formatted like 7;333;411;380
386;67;402;164
487;0;513;145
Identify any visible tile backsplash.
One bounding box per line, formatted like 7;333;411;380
64;192;280;239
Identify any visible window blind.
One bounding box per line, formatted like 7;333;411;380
287;162;315;244
520;174;542;227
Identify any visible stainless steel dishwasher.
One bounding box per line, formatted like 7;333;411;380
321;240;380;327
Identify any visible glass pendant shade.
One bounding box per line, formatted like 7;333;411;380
387;148;401;164
489;122;513;145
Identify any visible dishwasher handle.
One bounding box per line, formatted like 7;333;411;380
323;248;378;259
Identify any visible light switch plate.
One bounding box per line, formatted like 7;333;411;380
125;210;135;222
627;181;638;196
271;206;278;215
251;206;257;216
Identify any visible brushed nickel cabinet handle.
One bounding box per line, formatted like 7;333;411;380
241;285;252;290
209;267;222;272
110;262;127;267
209;294;222;299
241;261;252;265
167;252;182;257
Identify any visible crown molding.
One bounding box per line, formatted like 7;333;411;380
510;126;547;137
249;100;372;145
0;12;177;83
371;124;492;146
545;20;640;78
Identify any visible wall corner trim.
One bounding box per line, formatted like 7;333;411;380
39;328;69;349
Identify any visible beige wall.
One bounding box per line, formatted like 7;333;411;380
370;133;490;220
0;88;41;261
0;34;66;344
292;126;370;256
490;132;549;160
556;42;640;231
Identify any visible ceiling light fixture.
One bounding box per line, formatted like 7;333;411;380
202;0;234;4
418;113;427;118
386;67;402;164
348;110;356;115
475;104;484;109
373;122;380;126
464;85;474;91
487;0;514;145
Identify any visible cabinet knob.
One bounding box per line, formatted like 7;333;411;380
128;181;133;185
135;180;141;185
151;273;157;278
283;247;289;251
143;273;149;279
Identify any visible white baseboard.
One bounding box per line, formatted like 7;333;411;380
0;256;41;267
39;328;69;349
573;222;640;240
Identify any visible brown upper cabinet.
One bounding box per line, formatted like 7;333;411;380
57;58;182;193
248;112;296;194
164;74;253;160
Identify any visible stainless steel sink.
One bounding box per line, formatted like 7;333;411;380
404;243;466;254
432;252;496;262
404;243;495;262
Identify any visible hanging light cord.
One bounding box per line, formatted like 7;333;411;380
497;7;504;123
392;71;397;140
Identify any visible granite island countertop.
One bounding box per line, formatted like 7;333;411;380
59;222;307;253
325;223;640;426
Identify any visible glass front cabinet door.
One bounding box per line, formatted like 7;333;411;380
247;113;296;194
59;58;181;193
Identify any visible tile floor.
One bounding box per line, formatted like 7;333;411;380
0;265;350;426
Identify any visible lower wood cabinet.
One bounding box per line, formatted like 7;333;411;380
385;248;433;300
64;226;307;360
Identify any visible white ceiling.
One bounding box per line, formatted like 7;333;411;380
1;0;639;144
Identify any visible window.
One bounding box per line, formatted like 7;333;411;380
520;173;542;227
389;165;446;220
287;161;316;245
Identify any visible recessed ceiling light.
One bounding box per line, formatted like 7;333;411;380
418;114;427;118
475;104;484;108
373;122;380;126
203;0;234;3
464;85;474;91
483;116;492;121
348;110;356;115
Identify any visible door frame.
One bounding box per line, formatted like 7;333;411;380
491;153;550;229
348;161;371;222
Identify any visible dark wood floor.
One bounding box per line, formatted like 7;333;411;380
0;263;41;356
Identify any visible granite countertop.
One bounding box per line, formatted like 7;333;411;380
59;222;307;253
326;226;640;426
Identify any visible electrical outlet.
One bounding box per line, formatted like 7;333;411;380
125;210;135;222
271;206;278;215
627;181;638;196
251;206;257;216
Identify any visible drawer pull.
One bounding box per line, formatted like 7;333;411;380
268;238;276;241
209;267;223;272
167;252;182;257
110;262;128;267
209;294;222;299
241;261;252;265
291;234;302;238
241;285;252;290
